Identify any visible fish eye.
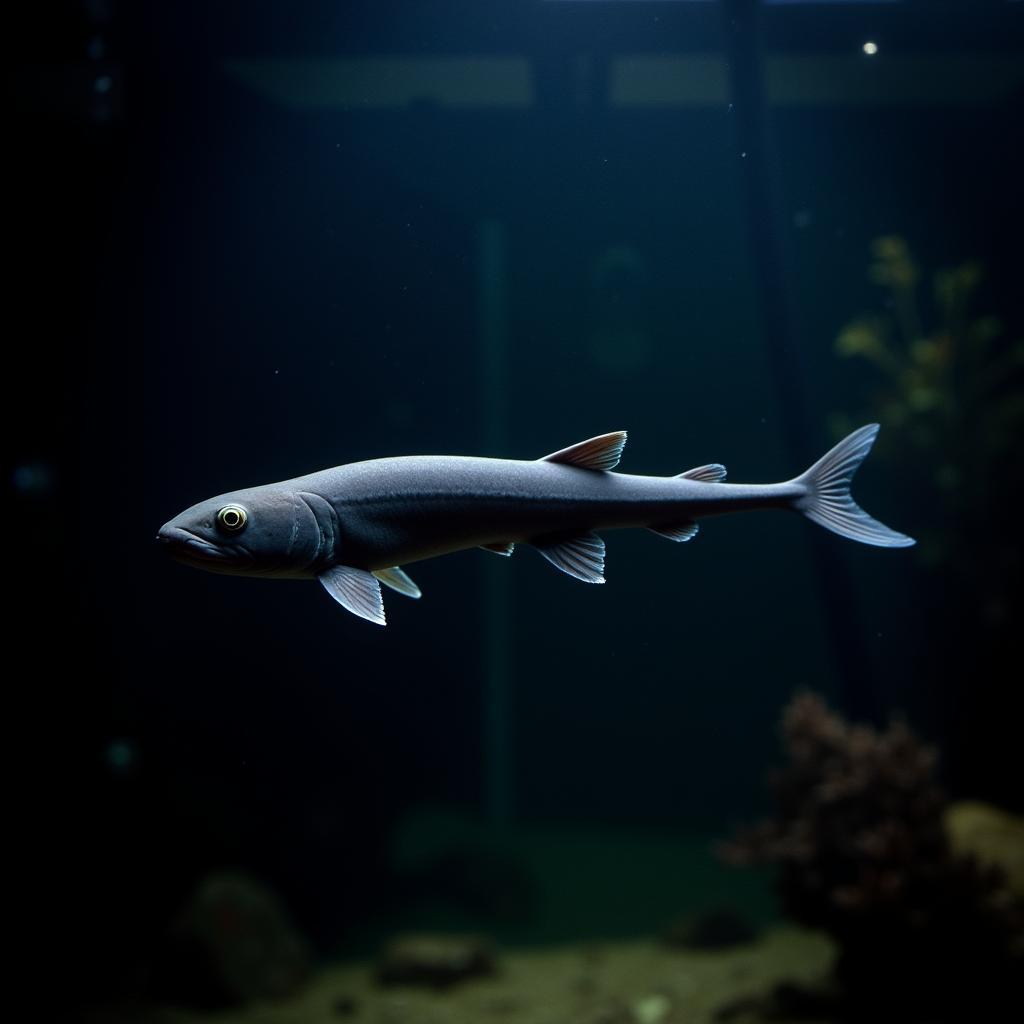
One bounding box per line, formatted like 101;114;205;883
216;504;248;533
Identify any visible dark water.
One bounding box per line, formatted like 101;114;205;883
11;0;1023;1012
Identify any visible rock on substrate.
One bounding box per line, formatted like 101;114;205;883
376;933;496;989
662;907;759;950
945;801;1024;897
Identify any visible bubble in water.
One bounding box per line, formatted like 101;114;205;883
12;462;55;496
105;739;138;775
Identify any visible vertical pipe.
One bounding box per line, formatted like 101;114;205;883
477;219;512;827
721;0;876;720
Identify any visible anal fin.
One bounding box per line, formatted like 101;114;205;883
648;521;699;542
480;541;515;556
533;531;605;583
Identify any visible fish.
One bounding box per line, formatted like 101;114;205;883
157;423;914;625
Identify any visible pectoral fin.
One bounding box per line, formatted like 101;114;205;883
533;531;606;583
373;567;422;598
319;565;386;625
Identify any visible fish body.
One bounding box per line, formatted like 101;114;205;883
285;456;803;569
158;425;914;625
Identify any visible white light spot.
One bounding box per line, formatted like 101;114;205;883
863;41;878;56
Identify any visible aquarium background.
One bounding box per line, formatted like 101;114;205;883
11;0;1023;1016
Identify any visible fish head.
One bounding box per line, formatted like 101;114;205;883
157;485;328;577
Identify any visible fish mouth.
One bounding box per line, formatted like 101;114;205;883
156;526;234;565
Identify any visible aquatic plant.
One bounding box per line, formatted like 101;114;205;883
831;236;1023;606
721;692;1024;1019
832;237;1023;807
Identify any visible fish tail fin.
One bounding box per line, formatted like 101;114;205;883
792;424;915;548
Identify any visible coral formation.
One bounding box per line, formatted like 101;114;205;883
150;872;311;1008
721;692;1024;1019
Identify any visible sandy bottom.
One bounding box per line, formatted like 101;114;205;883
131;927;832;1024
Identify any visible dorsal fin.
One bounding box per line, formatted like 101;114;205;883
541;431;627;471
677;463;727;482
